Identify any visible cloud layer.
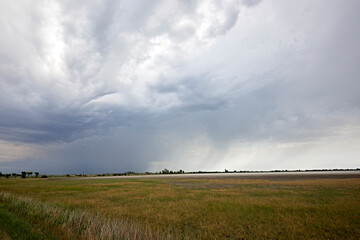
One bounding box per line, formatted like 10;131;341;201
0;0;359;174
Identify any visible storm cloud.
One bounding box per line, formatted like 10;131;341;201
0;0;359;174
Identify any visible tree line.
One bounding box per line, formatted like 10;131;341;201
1;168;358;179
0;171;47;178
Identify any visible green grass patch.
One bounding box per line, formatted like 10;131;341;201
0;203;48;240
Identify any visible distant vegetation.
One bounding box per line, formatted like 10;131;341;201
0;171;46;179
0;168;359;179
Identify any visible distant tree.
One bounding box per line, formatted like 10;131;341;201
161;168;170;174
41;175;48;178
6;174;11;178
12;173;17;177
26;172;33;177
225;169;229;173
35;172;39;178
0;172;2;177
21;171;26;178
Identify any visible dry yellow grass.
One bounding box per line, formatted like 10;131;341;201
0;191;170;240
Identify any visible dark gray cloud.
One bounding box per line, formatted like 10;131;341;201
0;0;359;174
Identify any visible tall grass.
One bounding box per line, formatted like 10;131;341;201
0;192;171;240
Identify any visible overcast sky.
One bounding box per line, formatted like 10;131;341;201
0;0;359;174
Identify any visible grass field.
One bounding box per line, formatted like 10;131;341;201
0;176;360;239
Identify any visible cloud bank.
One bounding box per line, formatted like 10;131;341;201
0;0;359;174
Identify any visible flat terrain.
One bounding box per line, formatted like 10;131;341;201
1;171;360;239
58;170;360;181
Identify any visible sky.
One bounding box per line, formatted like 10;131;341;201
0;0;359;174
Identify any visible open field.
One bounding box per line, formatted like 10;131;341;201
54;170;360;181
1;172;360;239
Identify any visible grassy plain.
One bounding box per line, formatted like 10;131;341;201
0;176;360;239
